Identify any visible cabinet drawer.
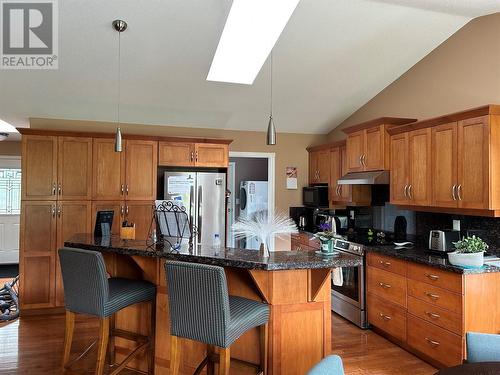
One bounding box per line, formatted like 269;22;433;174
367;266;407;307
367;293;406;342
408;296;462;335
367;253;407;276
408;279;462;314
407;315;463;367
408;263;462;293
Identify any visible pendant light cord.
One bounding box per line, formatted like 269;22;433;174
270;51;273;117
117;29;121;127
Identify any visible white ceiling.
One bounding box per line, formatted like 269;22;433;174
0;0;498;137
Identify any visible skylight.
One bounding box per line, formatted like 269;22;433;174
207;0;300;85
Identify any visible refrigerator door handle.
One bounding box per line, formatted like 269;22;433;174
189;184;194;238
197;184;202;243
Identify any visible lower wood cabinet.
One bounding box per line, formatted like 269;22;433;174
366;252;500;368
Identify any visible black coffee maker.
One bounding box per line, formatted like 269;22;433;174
394;216;407;242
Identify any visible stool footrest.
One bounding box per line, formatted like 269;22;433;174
112;328;149;343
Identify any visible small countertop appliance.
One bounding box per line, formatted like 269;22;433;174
428;230;460;252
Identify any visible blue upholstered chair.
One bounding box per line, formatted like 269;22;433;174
58;247;156;375
466;332;500;363
165;260;270;375
307;355;345;375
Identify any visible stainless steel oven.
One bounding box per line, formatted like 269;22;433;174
331;239;368;329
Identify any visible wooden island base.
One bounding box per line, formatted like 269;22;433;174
103;252;332;375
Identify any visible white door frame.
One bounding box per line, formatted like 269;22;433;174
0;155;21;264
228;151;276;248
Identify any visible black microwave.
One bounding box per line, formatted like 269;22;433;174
303;186;329;207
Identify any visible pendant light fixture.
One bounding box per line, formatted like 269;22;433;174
266;51;276;145
113;19;127;152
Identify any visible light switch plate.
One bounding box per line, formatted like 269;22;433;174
453;220;461;231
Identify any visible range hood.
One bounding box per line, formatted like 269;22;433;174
337;170;390;185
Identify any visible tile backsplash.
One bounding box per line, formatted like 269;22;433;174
415;212;500;254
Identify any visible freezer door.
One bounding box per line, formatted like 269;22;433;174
164;172;196;232
196;172;226;247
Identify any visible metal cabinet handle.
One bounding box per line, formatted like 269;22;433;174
125;184;129;195
426;311;441;319
408;185;413;200
125;205;129;215
120;206;124;217
426;273;439;281
425;292;440;300
51;205;56;218
452;184;457;200
379;282;392;289
379;260;391;267
336;185;341;196
57;205;61;218
362;154;367;167
121;184;124;195
425;338;440;346
403;185;408;198
190;151;194;162
58;183;62;196
338;185;342;196
52;182;57;196
359;155;363;167
379;313;392;321
457;184;463;201
317;170;320;179
195;151;199;163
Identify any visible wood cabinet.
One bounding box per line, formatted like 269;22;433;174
125;140;157;200
390;129;431;206
158;141;229;168
346;130;365;172
124;201;154;240
57;137;93;200
367;252;500;368
308;149;330;184
291;232;320;251
92;201;124;235
329;147;342;202
431;123;458;208
92;138;126;200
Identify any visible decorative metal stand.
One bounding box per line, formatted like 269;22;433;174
147;201;196;252
0;276;19;321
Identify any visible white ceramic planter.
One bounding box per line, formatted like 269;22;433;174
448;251;485;268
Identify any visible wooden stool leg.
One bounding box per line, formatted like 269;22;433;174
170;335;181;375
108;314;116;367
95;317;110;375
260;323;269;375
147;300;156;375
62;311;75;370
218;347;230;375
207;345;215;375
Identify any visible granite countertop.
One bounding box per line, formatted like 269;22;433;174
365;244;500;274
65;234;362;271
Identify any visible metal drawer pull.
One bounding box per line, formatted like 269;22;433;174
408;185;413;199
379;313;392;321
426;311;441;319
379;282;392;289
425;292;440;300
52;182;57;195
425;338;440;346
452;184;457;200
426;273;439;281
457;184;463;201
379;260;391;267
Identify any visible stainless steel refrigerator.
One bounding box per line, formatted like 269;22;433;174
163;171;226;247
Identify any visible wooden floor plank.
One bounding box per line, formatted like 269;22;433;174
0;313;435;374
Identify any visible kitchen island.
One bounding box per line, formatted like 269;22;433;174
65;234;362;375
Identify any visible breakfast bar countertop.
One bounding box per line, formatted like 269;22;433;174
65;233;362;271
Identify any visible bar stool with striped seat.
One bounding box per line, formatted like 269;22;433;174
165;260;270;375
58;247;156;375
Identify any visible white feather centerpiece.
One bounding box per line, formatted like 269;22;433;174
231;210;298;257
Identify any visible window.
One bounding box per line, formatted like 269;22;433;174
0;168;21;214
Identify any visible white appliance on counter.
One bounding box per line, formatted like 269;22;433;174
239;181;268;250
164;171;226;247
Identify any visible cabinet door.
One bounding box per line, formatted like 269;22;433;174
93;138;126;200
431;123;458;208
92;200;124;235
338;145;352;202
195;143;228;167
55;201;92;306
390;133;409;205
20;201;57;308
316;150;330;184
346;130;365;172
125;201;154;240
125;140;158;200
364;126;385;171
58;137;93;200
158;142;194;167
457;116;489;209
22;135;57;200
309;151;318;183
409;129;432;206
330;147;341;202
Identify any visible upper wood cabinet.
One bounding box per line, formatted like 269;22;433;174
344;118;417;173
93;138;126;200
125;140;158;200
390;129;431;206
58;137;93;200
22;135;58;200
329;147;341;202
158;141;229;168
308;149;330;184
431;123;458;208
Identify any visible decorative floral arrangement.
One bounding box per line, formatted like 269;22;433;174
232;210;298;257
453;235;489;254
313;223;337;242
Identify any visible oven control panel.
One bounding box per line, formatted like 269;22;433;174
333;239;364;256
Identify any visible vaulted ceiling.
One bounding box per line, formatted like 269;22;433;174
0;0;499;137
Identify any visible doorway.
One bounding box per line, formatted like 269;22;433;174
227;152;275;249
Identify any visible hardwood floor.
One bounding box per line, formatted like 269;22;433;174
0;313;436;374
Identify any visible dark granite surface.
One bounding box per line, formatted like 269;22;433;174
64;234;362;271
365;244;500;274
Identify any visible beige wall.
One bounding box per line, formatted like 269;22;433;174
0;141;21;156
30;118;324;213
328;12;500;141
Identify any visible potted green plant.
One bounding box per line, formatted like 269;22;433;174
448;235;488;268
313;223;338;254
